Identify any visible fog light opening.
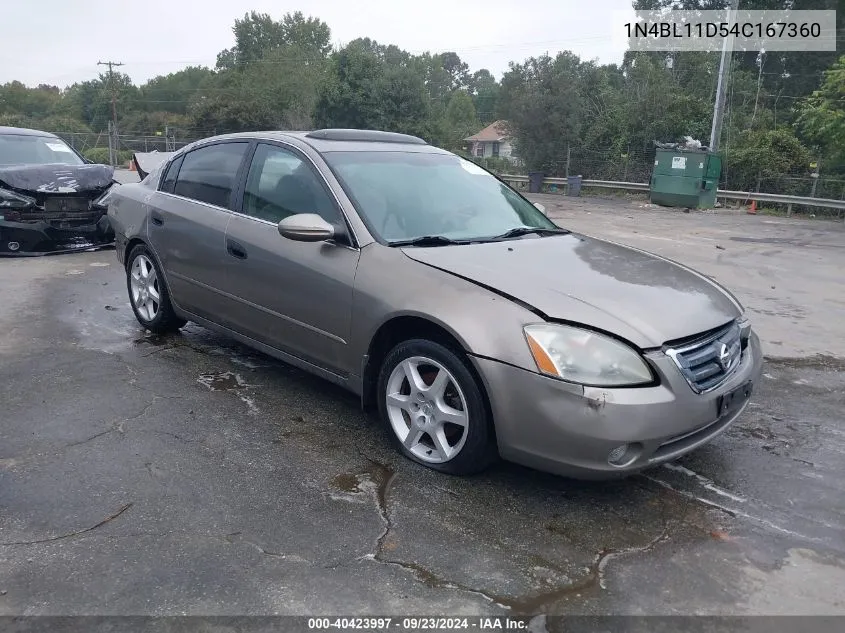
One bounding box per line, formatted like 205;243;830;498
7;241;20;252
607;442;642;467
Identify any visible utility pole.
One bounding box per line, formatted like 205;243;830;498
98;60;124;166
709;0;740;152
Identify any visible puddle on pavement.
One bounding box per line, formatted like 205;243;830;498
196;371;260;415
197;371;249;391
331;473;365;494
134;333;175;347
329;460;395;501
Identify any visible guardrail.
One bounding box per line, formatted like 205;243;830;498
499;174;845;213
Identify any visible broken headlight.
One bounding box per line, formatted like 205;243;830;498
93;184;118;208
0;187;35;209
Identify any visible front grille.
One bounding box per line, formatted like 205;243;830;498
19;196;100;223
666;320;744;393
43;196;92;214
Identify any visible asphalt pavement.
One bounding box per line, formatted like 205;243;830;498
0;197;843;616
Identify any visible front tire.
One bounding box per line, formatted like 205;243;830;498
126;244;186;334
376;339;498;475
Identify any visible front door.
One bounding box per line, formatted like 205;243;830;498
148;141;250;322
222;142;360;376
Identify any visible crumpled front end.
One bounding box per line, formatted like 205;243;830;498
0;213;114;256
0;163;117;256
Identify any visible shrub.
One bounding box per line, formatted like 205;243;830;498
82;148;133;165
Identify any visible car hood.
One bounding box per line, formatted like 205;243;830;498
401;233;743;348
0;163;114;194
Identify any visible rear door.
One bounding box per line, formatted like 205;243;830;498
148;141;250;322
221;141;361;375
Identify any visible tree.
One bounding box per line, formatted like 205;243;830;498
280;11;332;58
139;66;215;115
798;55;845;168
724;128;811;192
0;81;62;120
468;70;499;124
443;90;480;150
498;53;588;172
314;40;431;138
194;45;327;133
55;73;139;129
440;52;470;91
216;11;331;70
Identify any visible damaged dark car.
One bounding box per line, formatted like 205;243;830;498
0;126;117;256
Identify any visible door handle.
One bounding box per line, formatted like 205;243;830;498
227;239;248;260
150;212;164;226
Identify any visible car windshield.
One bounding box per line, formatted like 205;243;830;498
323;150;560;243
0;134;84;166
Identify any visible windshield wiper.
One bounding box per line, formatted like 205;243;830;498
389;235;466;247
489;226;570;241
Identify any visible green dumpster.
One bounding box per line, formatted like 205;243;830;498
650;148;721;208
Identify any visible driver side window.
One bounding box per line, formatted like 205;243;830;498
242;143;339;225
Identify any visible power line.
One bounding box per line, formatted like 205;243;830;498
97;60;124;166
97;60;124;128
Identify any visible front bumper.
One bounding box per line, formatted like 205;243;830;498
473;331;764;479
0;214;114;256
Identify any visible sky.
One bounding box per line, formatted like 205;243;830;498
0;0;636;88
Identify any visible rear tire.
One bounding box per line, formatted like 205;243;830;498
126;244;186;334
376;338;498;475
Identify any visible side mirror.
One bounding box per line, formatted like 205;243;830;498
277;213;335;242
533;202;546;214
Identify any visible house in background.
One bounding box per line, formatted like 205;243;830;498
464;120;517;163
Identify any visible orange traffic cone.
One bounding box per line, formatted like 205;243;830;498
747;200;757;215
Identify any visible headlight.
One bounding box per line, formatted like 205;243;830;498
0;187;34;209
524;324;654;386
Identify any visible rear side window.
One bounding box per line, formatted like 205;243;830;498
159;155;184;193
173;142;249;208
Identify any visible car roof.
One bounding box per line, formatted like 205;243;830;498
188;129;451;155
0;126;59;138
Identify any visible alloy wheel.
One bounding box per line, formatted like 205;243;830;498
385;356;469;463
129;254;161;322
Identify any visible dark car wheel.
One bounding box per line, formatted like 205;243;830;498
377;339;498;475
126;244;186;334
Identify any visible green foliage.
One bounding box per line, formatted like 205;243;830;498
724;128;811;192
314;39;431;139
0;5;837;191
440;52;470;91
216;11;331;70
0;113;36;129
498;52;588;172
82;147;133;165
468;69;499;124
120;111;189;136
36;116;92;135
443;91;480;150
138;67;214;115
798;55;845;168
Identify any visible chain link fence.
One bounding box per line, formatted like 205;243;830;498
55;130;207;166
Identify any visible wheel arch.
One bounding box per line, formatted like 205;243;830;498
123;238;183;317
361;315;497;442
123;237;147;267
